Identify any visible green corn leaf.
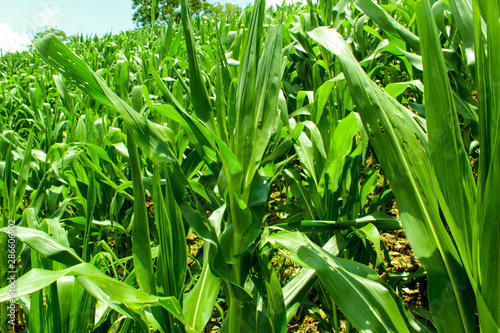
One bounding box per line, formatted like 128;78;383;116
0;226;82;267
151;0;157;27
243;25;282;189
154;165;187;299
418;0;499;329
447;0;480;78
261;123;305;165
53;74;74;114
272;211;402;232
415;0;477;286
23;209;44;333
82;170;95;262
180;0;214;129
2;145;13;223
269;231;434;333
233;0;282;191
128;131;156;295
283;168;315;221
183;244;221;333
33;34;176;165
56;276;75;331
252;254;287;333
13;133;33;216
309;26;476;333
0;263;184;323
166;162;251;302
355;0;421;53
282;233;350;311
473;0;500;328
149;67;219;173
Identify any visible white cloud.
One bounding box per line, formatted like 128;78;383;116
0;4;63;54
0;23;30;53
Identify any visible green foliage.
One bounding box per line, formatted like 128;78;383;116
205;2;242;17
33;28;68;43
0;0;498;332
131;0;240;26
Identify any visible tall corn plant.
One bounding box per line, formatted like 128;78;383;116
306;0;499;331
26;1;286;332
15;25;198;333
416;0;499;330
174;0;286;330
0;133;33;333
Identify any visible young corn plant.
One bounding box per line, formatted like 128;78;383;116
301;0;498;331
161;0;287;330
7;0;286;331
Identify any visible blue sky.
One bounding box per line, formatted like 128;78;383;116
0;0;290;53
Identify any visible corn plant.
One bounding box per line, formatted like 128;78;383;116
303;0;498;331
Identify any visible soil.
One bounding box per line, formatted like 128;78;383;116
280;228;429;333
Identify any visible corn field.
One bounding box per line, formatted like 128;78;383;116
0;0;498;331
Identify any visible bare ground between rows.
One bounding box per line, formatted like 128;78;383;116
188;226;429;333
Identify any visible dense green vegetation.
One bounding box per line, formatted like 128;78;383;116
131;0;241;25
0;0;498;332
